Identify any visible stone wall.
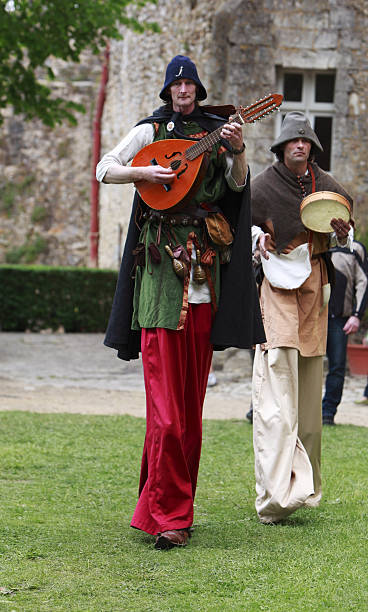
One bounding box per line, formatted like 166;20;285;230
0;52;102;266
98;0;368;269
0;0;367;270
98;0;280;268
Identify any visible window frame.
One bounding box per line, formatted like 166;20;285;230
275;68;336;171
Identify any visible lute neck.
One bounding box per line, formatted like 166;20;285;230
185;111;242;161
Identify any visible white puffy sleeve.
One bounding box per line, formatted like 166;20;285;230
96;123;155;182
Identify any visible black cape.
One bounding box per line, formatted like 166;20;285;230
104;106;266;360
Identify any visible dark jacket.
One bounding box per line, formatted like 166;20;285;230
329;241;368;320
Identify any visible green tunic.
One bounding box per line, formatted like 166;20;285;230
132;120;230;331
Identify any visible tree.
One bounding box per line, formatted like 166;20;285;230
0;0;158;126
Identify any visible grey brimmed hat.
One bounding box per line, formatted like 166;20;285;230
271;111;323;153
159;55;207;102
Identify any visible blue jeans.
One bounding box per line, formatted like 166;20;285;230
322;316;348;418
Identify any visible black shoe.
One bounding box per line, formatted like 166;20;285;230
246;408;253;424
322;415;335;426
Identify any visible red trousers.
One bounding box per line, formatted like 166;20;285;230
131;303;213;535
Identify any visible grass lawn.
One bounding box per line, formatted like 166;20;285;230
0;411;367;611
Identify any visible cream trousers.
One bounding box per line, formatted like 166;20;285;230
252;346;323;523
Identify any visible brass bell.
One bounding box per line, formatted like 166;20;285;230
193;249;207;285
165;245;188;279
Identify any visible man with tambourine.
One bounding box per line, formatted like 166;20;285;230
251;111;353;524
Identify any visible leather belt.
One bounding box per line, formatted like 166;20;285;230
146;210;204;227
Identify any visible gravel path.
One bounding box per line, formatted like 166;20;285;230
0;332;367;426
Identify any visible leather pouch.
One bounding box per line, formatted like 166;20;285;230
204;212;233;246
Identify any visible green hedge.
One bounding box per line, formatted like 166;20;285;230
0;265;118;332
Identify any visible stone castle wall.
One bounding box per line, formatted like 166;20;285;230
98;0;368;269
0;0;367;270
0;52;102;266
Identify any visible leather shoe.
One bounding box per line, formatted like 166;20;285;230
154;529;190;550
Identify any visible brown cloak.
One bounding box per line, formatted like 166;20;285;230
251;161;353;252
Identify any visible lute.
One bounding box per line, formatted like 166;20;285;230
132;93;283;211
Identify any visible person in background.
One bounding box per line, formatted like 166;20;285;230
250;111;352;524
207;363;217;387
354;331;368;405
322;240;368;424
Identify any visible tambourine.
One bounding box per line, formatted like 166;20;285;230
300;191;351;233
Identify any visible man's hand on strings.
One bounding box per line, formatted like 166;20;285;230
220;121;244;151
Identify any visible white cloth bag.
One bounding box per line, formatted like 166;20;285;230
261;243;311;289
